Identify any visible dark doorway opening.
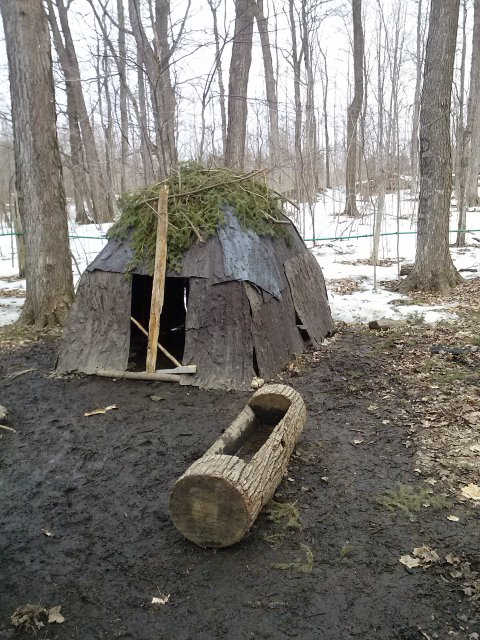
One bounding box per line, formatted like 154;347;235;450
129;275;188;370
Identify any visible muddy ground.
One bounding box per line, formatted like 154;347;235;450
0;322;479;640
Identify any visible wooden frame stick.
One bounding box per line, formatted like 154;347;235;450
130;316;181;368
146;185;169;373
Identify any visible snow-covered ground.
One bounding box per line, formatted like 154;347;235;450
0;190;479;327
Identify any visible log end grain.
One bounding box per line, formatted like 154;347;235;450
169;473;249;548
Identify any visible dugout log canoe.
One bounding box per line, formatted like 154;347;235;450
169;384;307;547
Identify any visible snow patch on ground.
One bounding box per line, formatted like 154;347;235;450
0;191;479;327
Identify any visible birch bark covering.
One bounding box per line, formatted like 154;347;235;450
169;384;307;547
1;0;74;327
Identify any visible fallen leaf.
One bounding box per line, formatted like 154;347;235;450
464;412;480;425
461;483;480;501
400;555;421;569
47;606;65;624
413;546;440;564
11;605;46;630
41;528;54;537
445;553;461;565
447;515;460;522
84;405;118;417
152;595;170;605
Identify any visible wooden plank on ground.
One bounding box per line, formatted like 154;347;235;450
146;185;169;373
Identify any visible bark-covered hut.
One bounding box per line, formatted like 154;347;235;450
57;164;333;390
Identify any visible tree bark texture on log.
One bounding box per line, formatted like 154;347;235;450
169;384;307;547
1;0;74;327
401;0;463;294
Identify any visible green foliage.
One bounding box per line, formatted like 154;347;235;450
266;500;302;530
272;544;314;573
374;483;450;521
108;162;288;273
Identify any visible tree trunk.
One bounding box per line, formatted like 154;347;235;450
207;0;227;159
117;0;129;193
455;0;469;247
225;0;254;170
320;48;331;189
128;0;178;179
343;0;364;218
1;0;74;326
46;0;113;223
401;0;463;294
410;0;425;199
457;0;480;240
253;0;279;180
288;0;303;201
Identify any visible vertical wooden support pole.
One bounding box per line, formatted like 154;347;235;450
146;185;169;373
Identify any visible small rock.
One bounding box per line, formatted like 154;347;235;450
150;395;165;402
250;377;264;390
0;405;8;421
368;318;406;331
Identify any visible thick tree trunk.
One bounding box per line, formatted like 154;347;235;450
1;0;74;326
401;0;463;294
343;0;364;218
225;0;254;170
170;384;306;547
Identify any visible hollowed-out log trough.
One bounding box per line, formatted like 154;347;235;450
169;384;307;547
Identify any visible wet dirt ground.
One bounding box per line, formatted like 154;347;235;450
0;328;479;640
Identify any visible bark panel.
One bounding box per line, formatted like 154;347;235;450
245;284;304;379
284;253;333;347
182;279;253;390
57;271;131;374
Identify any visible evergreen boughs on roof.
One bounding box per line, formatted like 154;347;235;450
107;162;288;272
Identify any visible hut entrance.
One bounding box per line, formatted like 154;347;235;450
129;274;188;370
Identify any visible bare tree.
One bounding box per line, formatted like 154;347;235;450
401;0;462;293
410;0;428;198
225;0;254;169
456;0;480;245
343;0;364;217
46;0;114;222
1;0;73;326
253;0;279;177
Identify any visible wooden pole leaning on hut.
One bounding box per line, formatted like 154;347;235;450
169;384;307;548
146;184;169;373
